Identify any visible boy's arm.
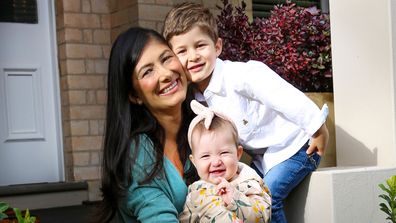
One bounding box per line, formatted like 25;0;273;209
234;61;328;137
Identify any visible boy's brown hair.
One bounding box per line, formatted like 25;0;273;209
163;2;218;44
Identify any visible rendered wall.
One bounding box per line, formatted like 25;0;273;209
285;167;396;223
331;0;396;166
285;0;396;222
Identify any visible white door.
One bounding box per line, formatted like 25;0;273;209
0;0;64;186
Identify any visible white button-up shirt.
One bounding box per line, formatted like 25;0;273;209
195;58;328;174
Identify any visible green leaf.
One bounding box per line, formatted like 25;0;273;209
379;175;396;223
13;208;24;223
387;176;396;189
379;183;392;194
29;216;36;223
0;213;8;220
380;194;392;203
24;209;31;222
24;209;36;223
380;205;390;215
0;202;9;212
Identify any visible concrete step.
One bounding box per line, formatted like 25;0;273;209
0;181;88;210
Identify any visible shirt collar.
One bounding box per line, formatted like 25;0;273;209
204;58;226;97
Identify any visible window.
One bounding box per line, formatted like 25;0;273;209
0;0;38;24
252;0;328;18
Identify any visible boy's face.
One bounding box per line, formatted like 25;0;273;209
189;127;243;184
169;26;222;92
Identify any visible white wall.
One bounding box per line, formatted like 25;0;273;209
285;1;396;222
285;167;396;223
331;0;396;166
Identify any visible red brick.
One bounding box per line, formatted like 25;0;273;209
92;0;110;13
66;44;103;58
65;28;83;42
70;120;90;135
67;75;105;89
96;90;107;104
69;105;106;119
64;13;101;28
71;136;103;151
83;30;93;43
74;166;100;180
93;30;110;44
73;152;90;165
66;59;85;74
82;0;91;13
63;0;81;12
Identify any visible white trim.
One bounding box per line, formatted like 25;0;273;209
47;0;65;182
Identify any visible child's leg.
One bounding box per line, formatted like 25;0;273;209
263;143;321;223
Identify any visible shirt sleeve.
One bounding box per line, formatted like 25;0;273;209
124;136;179;223
233;60;328;136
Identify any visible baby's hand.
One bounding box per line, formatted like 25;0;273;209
215;177;234;206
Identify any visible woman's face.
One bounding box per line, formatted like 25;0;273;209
131;38;188;114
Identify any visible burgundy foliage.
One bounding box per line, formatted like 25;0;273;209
216;0;333;92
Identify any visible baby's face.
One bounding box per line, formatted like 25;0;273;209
190;127;242;184
169;26;222;92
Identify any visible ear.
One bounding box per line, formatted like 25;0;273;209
215;38;223;57
189;154;196;167
236;145;243;160
128;93;142;105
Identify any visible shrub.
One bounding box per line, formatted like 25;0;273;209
379;175;396;223
217;0;333;92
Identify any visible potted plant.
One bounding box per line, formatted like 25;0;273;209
0;202;38;223
379;175;396;223
216;0;335;167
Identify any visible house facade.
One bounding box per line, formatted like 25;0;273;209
1;0;396;222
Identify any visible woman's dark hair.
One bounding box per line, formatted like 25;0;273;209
95;27;197;223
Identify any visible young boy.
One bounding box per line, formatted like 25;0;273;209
180;100;271;223
163;3;329;223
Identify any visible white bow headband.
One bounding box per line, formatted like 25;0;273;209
187;100;238;148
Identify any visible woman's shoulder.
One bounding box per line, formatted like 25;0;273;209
130;134;156;166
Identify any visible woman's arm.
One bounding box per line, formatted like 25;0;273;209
124;135;181;223
126;181;180;222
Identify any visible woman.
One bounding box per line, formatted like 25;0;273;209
97;27;197;222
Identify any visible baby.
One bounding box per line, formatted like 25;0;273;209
179;100;271;223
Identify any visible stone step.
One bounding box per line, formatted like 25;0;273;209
0;181;88;210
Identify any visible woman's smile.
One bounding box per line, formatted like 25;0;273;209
159;79;179;96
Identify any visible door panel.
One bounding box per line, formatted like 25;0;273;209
0;0;63;186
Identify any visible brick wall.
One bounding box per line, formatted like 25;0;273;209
56;0;110;200
56;0;252;201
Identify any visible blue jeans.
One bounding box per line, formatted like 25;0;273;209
251;142;321;223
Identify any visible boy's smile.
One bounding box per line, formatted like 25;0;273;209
169;26;222;93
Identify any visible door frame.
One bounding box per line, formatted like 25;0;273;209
47;0;65;182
